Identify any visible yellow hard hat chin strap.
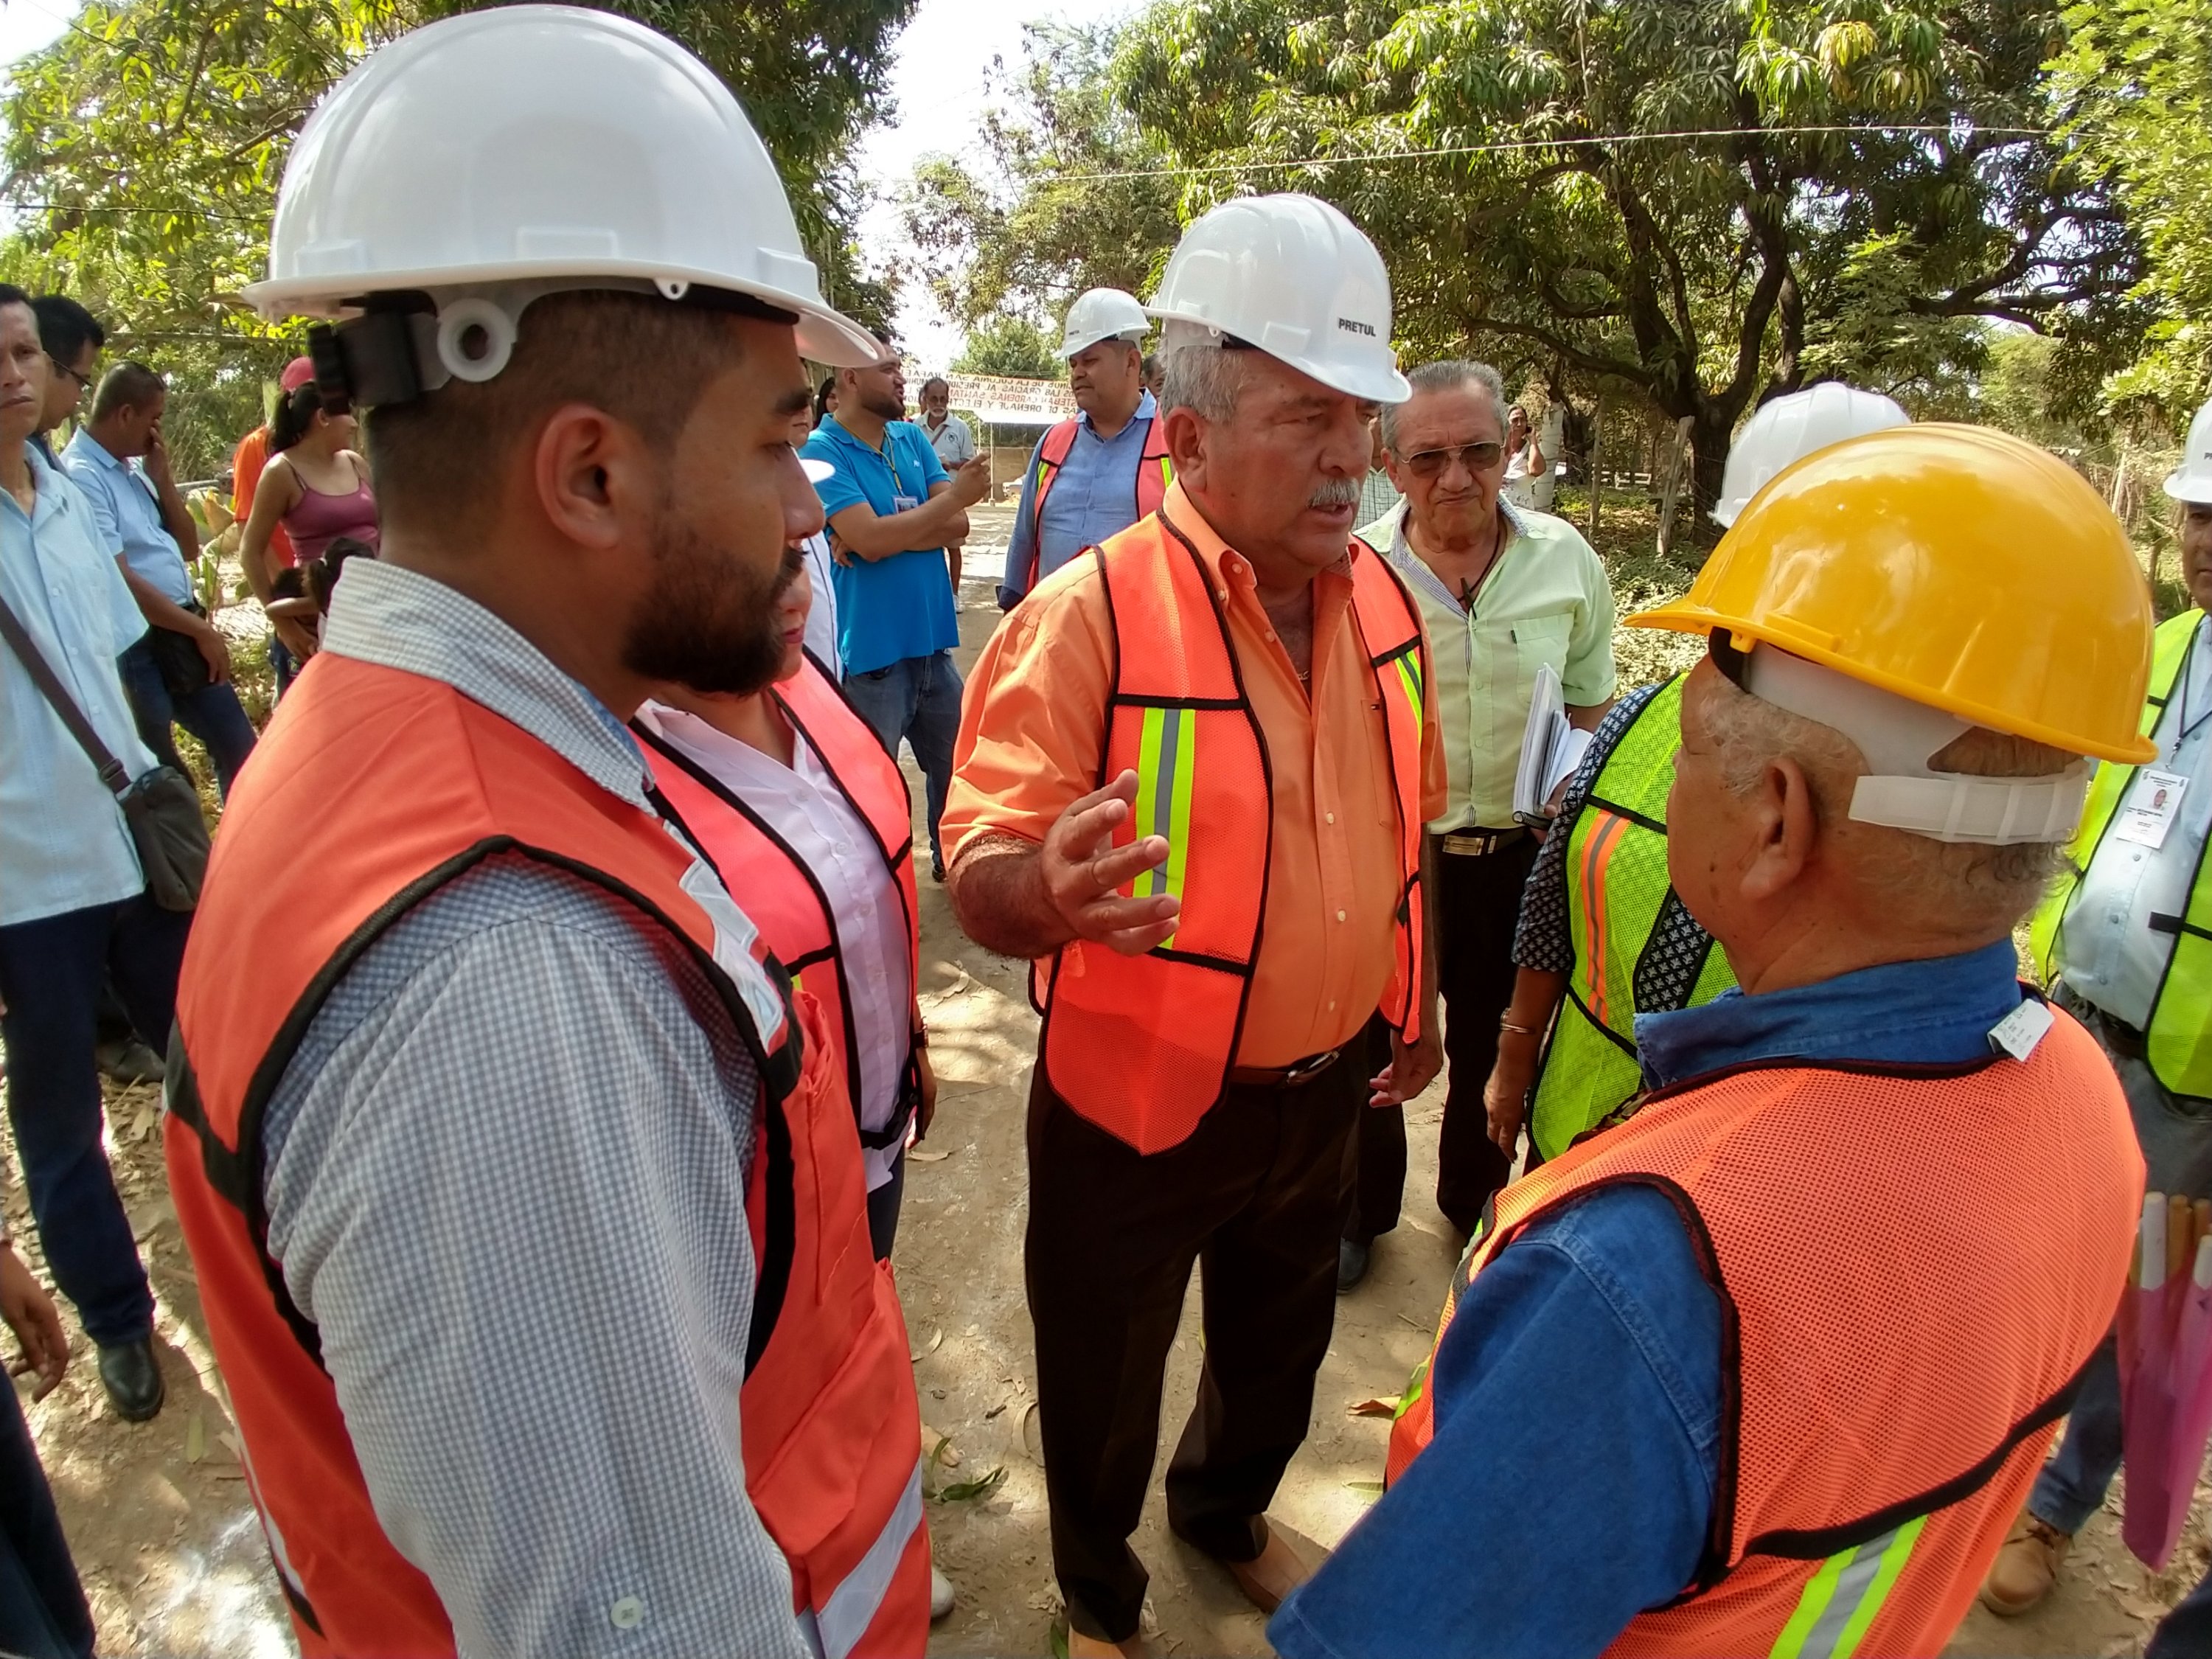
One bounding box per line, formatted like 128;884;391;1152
1741;646;2090;846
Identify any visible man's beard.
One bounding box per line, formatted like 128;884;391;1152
860;385;904;420
623;515;804;698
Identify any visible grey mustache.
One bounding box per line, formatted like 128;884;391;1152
1308;478;1360;509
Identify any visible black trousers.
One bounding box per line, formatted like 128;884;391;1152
1025;1050;1363;1643
1434;836;1539;1234
1340;1018;1405;1245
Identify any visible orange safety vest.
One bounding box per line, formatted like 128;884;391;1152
1029;510;1429;1154
639;653;923;1155
1006;411;1173;594
1386;1010;2142;1658
165;653;928;1659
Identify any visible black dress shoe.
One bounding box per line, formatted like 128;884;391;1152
931;853;947;883
96;1034;165;1086
1336;1238;1371;1295
97;1338;164;1422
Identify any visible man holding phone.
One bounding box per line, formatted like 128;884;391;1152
63;362;257;800
804;333;991;880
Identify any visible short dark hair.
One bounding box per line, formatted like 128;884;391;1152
814;375;838;426
366;290;745;538
91;361;164;420
31;296;104;366
0;284;28;310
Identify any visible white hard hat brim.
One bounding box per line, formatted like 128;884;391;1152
1060;328;1146;360
801;456;835;484
242;262;886;369
1148;307;1411;404
2166;464;2212;506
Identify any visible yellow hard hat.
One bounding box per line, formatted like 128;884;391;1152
1629;423;2156;764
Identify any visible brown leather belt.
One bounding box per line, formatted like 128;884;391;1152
1227;1047;1344;1088
1440;826;1528;858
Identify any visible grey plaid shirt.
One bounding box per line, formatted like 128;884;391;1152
260;560;811;1659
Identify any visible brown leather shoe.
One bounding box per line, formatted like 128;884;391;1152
1979;1511;2071;1616
1222;1518;1311;1616
1064;1624;1151;1658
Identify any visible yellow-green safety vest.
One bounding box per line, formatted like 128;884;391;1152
2030;609;2212;1097
1528;675;1737;1160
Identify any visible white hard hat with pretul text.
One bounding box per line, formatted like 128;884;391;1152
2166;397;2212;505
1712;383;1910;527
1146;194;1410;405
1059;289;1150;359
246;4;880;371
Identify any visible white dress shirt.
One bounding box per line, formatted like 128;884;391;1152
637;703;913;1192
799;532;841;675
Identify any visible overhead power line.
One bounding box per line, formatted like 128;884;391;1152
1047;122;2051;184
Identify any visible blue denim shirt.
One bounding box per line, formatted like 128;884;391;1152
1271;939;2027;1659
1000;390;1159;605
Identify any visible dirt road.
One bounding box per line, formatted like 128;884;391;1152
10;507;2201;1655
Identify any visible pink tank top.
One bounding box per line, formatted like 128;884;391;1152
281;460;380;564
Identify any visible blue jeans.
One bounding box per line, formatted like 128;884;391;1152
269;631;299;699
0;1379;91;1658
119;634;257;800
843;651;962;868
0;891;187;1346
2031;985;2212;1534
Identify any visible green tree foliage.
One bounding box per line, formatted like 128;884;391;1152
2048;0;2212;419
950;315;1062;378
898;21;1182;332
1111;0;2139;516
1;0;915;474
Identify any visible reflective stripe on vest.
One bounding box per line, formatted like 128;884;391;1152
2031;611;2212;1096
1018;414;1175;592
797;1462;926;1659
1387;1016;2140;1657
166;656;927;1658
639;655;922;1150
1528;678;1737;1159
1132;704;1198;941
1031;511;1427;1153
1769;1516;1926;1659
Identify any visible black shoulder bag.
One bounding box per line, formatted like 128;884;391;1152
0;593;210;911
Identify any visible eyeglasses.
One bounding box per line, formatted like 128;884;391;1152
1399;440;1505;479
48;355;90;392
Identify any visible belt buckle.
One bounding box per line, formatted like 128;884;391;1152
1443;830;1493;857
1281;1048;1339;1085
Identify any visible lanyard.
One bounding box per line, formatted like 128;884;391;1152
2173;627;2212;751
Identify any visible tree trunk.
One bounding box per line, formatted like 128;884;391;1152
1685;414;1734;550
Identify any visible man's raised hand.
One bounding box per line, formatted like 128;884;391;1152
1042;771;1179;956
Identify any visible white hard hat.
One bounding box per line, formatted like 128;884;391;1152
1146;194;1410;405
801;456;834;484
2165;397;2212;505
1060;289;1149;359
246;4;880;386
1712;383;1909;527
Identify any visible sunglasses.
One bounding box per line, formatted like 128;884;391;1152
1399;440;1505;479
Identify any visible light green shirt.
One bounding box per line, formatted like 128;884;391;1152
1360;500;1616;831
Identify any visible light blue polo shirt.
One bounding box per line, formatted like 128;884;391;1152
801;415;956;676
0;448;156;925
61;428;193;605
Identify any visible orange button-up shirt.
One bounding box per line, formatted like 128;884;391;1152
945;481;1447;1065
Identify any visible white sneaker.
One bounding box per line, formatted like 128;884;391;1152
930;1563;956;1621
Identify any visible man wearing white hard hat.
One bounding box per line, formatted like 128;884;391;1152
998;287;1169;608
1484;384;1908;1173
1981;394;2212;1644
162;11;933;1656
944;195;1446;1656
